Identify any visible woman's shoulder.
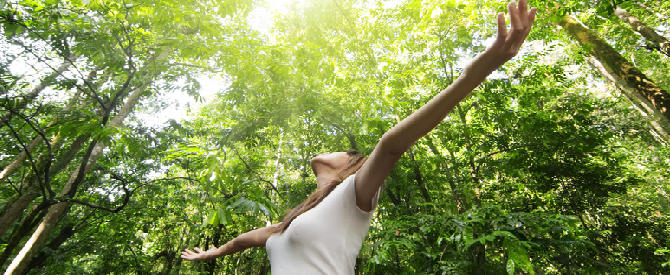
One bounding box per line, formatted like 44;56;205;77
338;173;378;217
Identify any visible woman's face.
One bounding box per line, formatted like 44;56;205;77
310;152;351;176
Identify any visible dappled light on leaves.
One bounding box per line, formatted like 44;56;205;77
0;0;669;274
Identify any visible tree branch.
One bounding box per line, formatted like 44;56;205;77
231;146;283;197
2;118;49;200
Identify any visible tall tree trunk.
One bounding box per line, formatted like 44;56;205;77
0;185;40;239
24;224;75;273
0;205;47;267
0;135;87;237
4;83;147;275
614;6;670;57
0;84;83;184
586;56;670;143
425;136;466;213
456;105;481;206
558;15;670;132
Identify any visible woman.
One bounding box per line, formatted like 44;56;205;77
182;1;537;273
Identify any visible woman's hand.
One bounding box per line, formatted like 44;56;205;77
355;1;539;204
181;246;219;261
180;224;278;261
487;0;537;66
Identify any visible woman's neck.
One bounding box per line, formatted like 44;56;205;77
315;172;340;189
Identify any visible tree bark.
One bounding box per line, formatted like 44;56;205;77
0;135;87;238
407;148;431;202
614;6;670;58
586;56;670;143
0;84;83;184
0;202;47;267
0;185;41;238
4;82;147;275
424;136;466;213
24;223;75;273
558;15;670;129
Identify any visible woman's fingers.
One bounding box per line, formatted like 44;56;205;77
509;0;535;30
508;1;520;30
510;1;536;40
490;1;537;59
181;249;194;259
518;0;528;20
529;7;537;24
497;12;507;40
181;248;203;260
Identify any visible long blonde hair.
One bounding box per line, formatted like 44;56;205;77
276;150;366;233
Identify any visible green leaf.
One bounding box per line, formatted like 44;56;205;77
207;209;220;225
506;259;516;275
217;207;227;225
504;238;533;275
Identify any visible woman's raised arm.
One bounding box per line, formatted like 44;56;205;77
355;0;537;211
181;223;280;261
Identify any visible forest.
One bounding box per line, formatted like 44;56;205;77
0;0;669;274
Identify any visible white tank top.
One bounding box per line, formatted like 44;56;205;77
265;174;379;274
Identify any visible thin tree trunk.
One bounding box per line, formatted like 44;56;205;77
24;223;75;273
384;184;401;206
460;103;485;273
407;148;431;202
0;85;83;184
0;135;87;237
388;173;410;205
456;105;481;206
0;202;47;267
558;15;670;129
4;82;147;275
586;56;670;143
345;133;358;151
271;133;283;192
614;6;670;57
165;226;189;275
0;185;41;238
425;136;466;213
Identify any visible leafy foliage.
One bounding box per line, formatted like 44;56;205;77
0;0;668;274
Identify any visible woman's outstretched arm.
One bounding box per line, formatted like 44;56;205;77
355;0;537;211
181;223;280;261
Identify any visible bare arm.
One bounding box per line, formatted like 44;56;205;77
181;224;280;261
355;0;537;211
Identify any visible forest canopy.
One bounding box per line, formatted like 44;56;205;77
0;0;669;274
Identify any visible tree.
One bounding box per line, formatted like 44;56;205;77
557;14;670;141
1;0;254;272
614;6;670;58
2;0;668;273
